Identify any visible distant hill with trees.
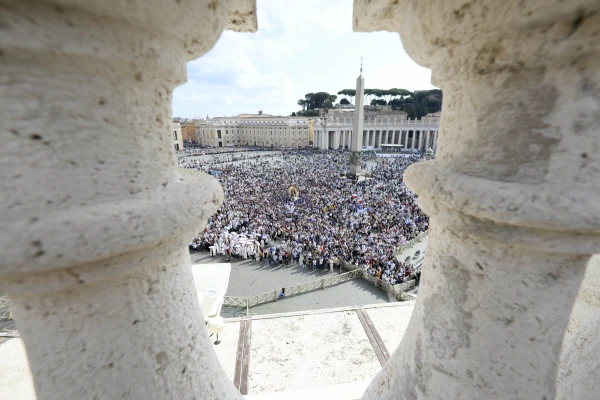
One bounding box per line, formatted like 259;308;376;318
295;88;442;119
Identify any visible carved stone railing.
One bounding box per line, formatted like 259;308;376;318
1;1;257;399
355;1;600;399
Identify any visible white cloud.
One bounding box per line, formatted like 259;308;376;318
172;0;435;118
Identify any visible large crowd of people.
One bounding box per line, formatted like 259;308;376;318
176;146;284;168
177;151;280;170
188;148;428;286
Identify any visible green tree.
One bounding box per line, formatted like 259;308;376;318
370;99;387;106
364;89;376;104
337;89;356;104
408;105;417;120
305;93;315;110
340;98;350;105
297;110;319;117
416;104;429;119
312;92;331;109
389;88;413;100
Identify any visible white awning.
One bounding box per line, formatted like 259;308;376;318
190;263;231;321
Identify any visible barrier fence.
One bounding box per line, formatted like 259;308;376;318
0;296;17;335
222;233;428;316
393;231;428;256
340;259;421;302
0;296;12;323
223;269;364;315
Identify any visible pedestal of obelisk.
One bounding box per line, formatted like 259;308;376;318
349;74;365;178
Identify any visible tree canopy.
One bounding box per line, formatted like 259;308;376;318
296;87;442;119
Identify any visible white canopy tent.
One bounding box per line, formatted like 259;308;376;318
190;263;231;344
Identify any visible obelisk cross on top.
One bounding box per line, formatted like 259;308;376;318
360;55;363;75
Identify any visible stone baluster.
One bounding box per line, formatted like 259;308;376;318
355;0;599;399
0;1;257;399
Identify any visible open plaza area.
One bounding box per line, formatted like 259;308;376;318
184;148;427;304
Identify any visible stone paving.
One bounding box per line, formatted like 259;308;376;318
191;250;390;318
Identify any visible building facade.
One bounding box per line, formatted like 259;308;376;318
196;112;311;148
171;122;183;150
181;120;199;143
172;117;204;145
312;110;440;152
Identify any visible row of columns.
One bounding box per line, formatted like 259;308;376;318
313;129;439;151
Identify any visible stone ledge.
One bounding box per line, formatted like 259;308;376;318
0;171;223;278
405;161;600;234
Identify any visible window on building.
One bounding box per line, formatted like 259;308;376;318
217;130;222;139
173;131;178;140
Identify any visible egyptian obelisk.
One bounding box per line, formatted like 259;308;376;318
349;59;365;177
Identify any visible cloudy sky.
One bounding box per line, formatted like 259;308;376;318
172;0;435;118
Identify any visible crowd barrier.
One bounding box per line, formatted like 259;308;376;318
0;296;17;336
0;296;12;323
340;261;417;301
223;268;364;315
221;232;428;316
393;230;428;256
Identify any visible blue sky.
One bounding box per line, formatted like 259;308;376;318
172;0;435;118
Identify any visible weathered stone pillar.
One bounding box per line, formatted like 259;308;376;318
355;0;599;399
0;1;256;399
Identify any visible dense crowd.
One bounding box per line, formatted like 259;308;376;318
178;151;281;169
176;146;288;166
188;149;428;286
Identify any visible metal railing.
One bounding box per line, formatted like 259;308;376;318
362;273;417;301
0;296;13;323
0;295;18;336
339;260;420;302
223;269;364;315
394;231;428;256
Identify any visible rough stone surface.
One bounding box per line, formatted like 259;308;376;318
248;311;380;394
355;1;600;399
365;304;413;354
0;1;255;399
0;339;36;400
212;321;241;382
0;303;417;399
557;309;600;400
564;255;600;336
557;255;600;400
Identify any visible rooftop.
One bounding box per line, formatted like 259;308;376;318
0;302;415;399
